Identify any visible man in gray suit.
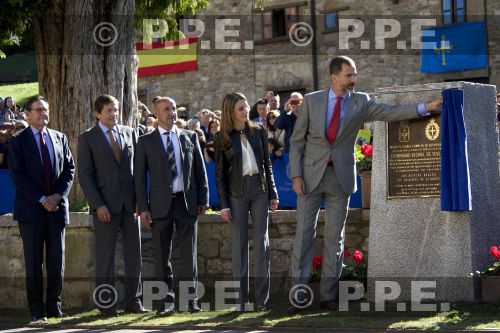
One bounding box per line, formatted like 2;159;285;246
288;56;442;312
135;97;208;315
78;94;148;317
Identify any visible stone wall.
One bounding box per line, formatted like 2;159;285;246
0;209;369;309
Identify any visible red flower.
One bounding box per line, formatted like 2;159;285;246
353;250;364;263
490;245;500;259
312;255;323;269
360;144;373;157
344;251;351;258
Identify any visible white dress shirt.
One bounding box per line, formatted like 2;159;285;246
241;138;259;176
158;125;184;193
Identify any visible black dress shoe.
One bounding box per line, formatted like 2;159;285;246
288;305;304;314
319;300;339;311
256;305;269;312
157;303;175;316
100;308;118;318
125;303;150;314
188;301;202;313
47;312;68;318
30;315;47;323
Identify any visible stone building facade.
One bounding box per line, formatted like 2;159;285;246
137;0;499;114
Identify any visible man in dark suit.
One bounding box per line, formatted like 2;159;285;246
135;96;208;315
77;94;148;317
8;95;75;322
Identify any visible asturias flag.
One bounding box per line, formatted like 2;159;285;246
136;36;198;77
420;21;487;74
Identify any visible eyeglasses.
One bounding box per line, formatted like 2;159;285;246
29;107;48;113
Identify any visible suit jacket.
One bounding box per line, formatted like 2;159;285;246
213;125;278;210
135;127;208;221
273;110;297;152
8;127;75;224
290;88;420;194
77;124;137;215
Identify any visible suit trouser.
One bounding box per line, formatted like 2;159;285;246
18;216;65;317
229;174;270;308
151;195;198;309
93;210;142;309
290;165;350;302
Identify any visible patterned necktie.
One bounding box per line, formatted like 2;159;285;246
108;129;122;162
326;96;342;144
38;131;53;195
165;132;178;179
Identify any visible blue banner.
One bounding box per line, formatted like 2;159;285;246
0;169;14;214
0;158;362;213
440;89;472;211
421;21;487;73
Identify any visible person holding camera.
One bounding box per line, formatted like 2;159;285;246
273;92;303;152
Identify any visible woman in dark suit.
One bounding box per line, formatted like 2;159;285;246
214;92;279;312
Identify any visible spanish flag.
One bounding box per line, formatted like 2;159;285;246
136;36;197;77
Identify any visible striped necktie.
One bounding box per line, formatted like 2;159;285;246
165;132;178;178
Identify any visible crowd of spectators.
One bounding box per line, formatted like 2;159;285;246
0;96;29;169
136;91;304;166
1;90;304;170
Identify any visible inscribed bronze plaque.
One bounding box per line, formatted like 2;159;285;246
387;115;441;198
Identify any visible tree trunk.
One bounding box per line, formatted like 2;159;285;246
32;0;138;206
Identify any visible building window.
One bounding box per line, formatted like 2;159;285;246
442;0;465;25
262;7;298;40
324;11;338;32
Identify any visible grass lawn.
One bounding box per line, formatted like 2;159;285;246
0;82;39;107
0;298;498;331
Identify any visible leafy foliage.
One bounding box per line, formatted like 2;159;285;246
0;0;47;56
0;0;210;55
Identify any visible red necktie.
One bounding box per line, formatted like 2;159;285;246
326;96;342;144
38;131;53;195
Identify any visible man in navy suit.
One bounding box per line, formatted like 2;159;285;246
8;95;75;322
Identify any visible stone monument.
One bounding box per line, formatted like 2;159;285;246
368;82;499;302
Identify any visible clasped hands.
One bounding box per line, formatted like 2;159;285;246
42;193;62;212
